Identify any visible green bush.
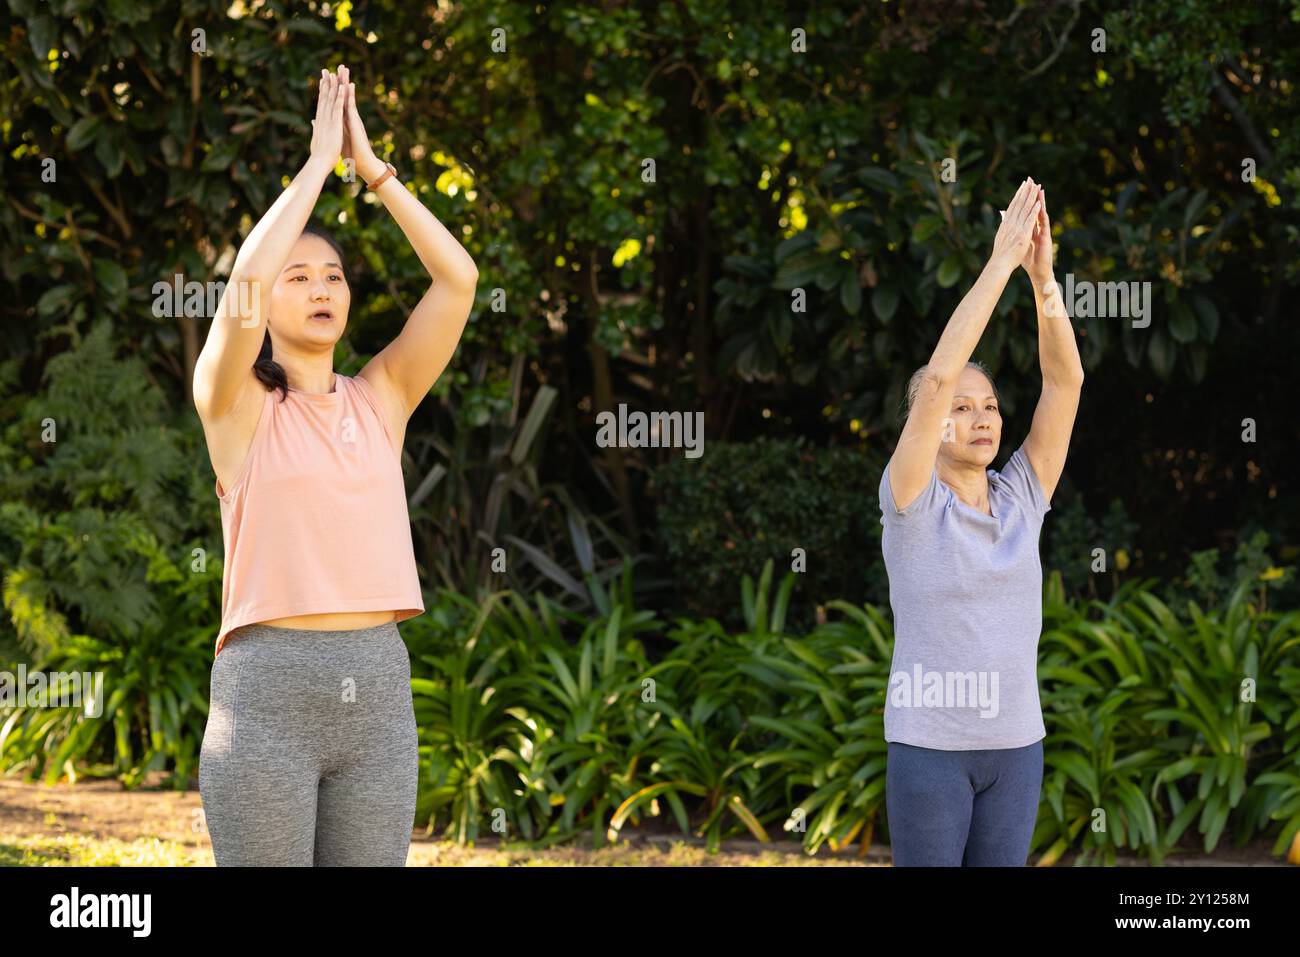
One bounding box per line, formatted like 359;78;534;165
0;322;221;788
1036;573;1300;863
0;537;215;789
650;437;888;631
398;560;1300;863
1043;494;1139;599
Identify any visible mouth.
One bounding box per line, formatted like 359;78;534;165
972;438;993;445
308;309;334;323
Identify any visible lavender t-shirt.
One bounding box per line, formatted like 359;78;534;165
877;443;1051;751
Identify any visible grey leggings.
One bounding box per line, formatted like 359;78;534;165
199;621;418;866
886;739;1043;866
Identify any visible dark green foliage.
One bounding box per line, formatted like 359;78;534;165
651;438;889;630
0;321;222;657
0;0;1294;602
0;322;221;788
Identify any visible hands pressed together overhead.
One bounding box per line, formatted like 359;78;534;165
308;64;385;183
992;177;1054;285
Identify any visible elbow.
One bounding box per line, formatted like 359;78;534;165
448;258;479;292
1049;367;1085;389
921;368;956;393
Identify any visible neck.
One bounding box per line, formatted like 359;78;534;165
938;458;991;512
275;354;336;394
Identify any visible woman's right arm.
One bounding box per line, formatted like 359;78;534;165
888;178;1041;511
192;67;348;419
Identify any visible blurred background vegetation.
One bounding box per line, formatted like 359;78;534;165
1;0;1298;862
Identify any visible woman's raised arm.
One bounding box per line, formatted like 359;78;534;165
193;67;348;419
1021;186;1085;503
342;78;479;422
888;178;1041;511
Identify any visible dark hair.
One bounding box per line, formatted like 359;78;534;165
254;223;351;402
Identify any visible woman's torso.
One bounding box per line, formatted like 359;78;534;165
877;447;1051;751
200;368;409;632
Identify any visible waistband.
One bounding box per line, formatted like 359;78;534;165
230;620;401;643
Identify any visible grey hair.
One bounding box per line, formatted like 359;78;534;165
899;360;1001;426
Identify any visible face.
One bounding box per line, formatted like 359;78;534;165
267;234;350;351
938;366;1001;468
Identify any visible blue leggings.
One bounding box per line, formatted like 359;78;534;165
886;739;1043;866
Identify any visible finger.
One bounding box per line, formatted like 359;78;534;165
1019;181;1039;222
1021;197;1042;233
1008;178;1030;217
1017;186;1041;230
1029;186;1045;225
351;85;365;131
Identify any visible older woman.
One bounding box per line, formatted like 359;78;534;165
878;178;1084;866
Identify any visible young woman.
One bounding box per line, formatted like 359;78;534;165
192;65;478;866
878;178;1084;866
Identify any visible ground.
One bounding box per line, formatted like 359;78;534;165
0;776;1289;867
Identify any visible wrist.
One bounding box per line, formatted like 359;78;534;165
304;154;336;180
358;157;387;184
1028;270;1057;294
985;254;1017;282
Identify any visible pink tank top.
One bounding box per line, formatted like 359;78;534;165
213;371;424;657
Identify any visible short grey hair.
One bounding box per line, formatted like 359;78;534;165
899;360;1001;426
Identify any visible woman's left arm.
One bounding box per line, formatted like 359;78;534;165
1020;186;1084;503
344;80;479;419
